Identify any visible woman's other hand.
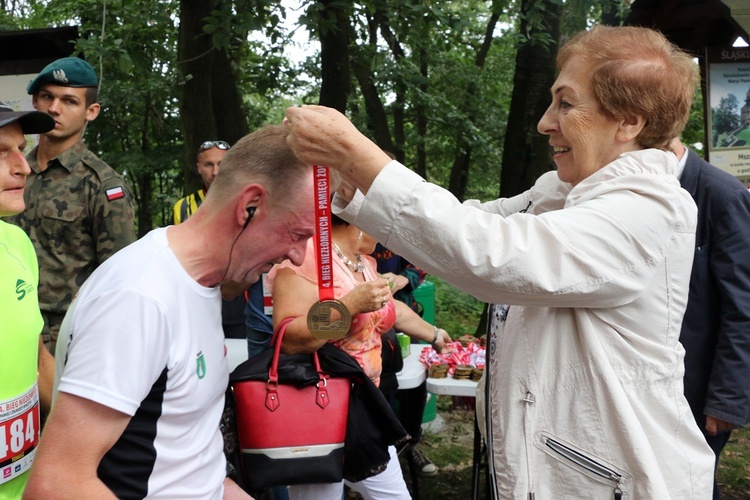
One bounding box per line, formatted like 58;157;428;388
381;272;409;292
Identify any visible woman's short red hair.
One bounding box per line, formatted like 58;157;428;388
557;25;699;151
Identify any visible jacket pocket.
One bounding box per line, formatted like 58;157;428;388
536;431;630;499
41;200;85;222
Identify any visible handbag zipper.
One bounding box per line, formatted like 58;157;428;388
545;437;623;499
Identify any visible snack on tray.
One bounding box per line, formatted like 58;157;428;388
471;368;484;381
453;364;474;380
428;363;449;379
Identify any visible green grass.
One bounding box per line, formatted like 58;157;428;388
425;437;473;466
718;426;750;496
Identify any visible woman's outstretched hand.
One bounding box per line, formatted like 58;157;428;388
433;328;453;355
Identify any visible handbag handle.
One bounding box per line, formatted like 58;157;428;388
265;317;330;411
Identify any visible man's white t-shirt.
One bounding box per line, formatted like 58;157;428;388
56;227;228;499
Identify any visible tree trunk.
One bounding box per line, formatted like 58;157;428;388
393;82;406;163
499;0;562;198
447;10;501;201
211;47;250;146
318;0;351;111
137;98;154;236
177;0;250;196
373;10;404;162
351;52;396;154
178;0;218;195
449;150;472;200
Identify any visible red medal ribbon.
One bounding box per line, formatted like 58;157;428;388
313;165;334;301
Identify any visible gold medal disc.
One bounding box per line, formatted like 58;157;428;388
307;299;352;340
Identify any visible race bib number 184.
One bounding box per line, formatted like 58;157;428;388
0;384;40;485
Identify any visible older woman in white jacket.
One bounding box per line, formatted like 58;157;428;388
283;25;714;500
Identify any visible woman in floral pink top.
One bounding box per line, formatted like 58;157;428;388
267;213;450;500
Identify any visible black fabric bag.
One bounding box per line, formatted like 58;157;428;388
379;328;404;395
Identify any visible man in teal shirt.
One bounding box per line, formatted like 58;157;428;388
0;101;56;498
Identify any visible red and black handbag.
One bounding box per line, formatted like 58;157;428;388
230;317;351;490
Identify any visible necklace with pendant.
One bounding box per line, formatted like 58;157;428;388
333;243;364;274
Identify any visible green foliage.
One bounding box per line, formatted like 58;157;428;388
0;0;581;221
683;84;706;150
75;0;183;230
519;0;560;49
204;0;284;52
735;127;750;147
328;0;518;199
3;0;187;231
413;42;511;196
1;0;315;231
0;0;76;29
559;0;626;36
432;276;485;338
2;0;722;229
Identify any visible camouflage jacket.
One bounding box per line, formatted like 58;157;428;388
7;141;136;315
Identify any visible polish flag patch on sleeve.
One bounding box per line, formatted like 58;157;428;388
106;186;125;201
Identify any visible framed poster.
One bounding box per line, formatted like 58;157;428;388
706;47;750;180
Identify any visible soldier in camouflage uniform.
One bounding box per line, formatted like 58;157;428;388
7;57;136;354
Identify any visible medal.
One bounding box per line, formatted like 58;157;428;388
308;165;351;340
307;299;352;339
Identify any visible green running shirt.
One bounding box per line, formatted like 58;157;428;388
0;220;43;498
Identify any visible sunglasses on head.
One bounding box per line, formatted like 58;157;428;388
198;140;230;153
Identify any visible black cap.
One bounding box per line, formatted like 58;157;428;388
0;101;54;134
27;57;98;95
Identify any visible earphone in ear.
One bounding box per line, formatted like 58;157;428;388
242;207;256;229
217;206;256;286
